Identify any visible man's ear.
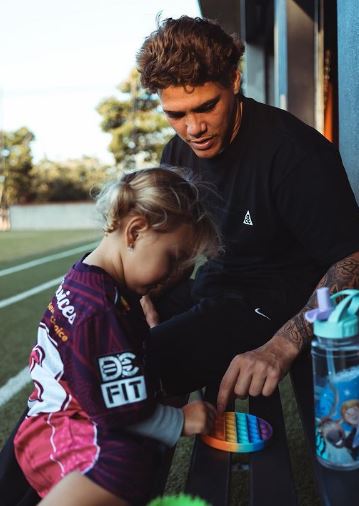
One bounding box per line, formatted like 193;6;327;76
232;69;241;95
125;215;149;249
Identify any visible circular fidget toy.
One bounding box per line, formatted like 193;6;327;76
201;411;273;453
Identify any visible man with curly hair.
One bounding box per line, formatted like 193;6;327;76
137;16;359;410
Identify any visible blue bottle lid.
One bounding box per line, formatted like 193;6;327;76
305;288;359;338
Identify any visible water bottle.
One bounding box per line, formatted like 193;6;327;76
305;287;359;470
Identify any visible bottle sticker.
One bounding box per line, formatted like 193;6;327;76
315;367;359;467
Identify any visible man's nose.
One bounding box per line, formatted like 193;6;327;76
186;114;206;137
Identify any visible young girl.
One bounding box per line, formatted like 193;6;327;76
14;168;221;506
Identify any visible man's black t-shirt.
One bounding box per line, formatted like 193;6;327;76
161;97;359;321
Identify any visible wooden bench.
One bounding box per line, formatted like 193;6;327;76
151;352;359;506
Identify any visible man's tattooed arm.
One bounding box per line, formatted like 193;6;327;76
275;251;359;352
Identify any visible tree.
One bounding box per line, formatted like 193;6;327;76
97;68;172;169
0;127;35;206
32;157;110;203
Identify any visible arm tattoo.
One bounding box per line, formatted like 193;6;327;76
277;253;359;352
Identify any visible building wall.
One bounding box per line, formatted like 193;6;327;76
9;202;101;230
337;0;359;202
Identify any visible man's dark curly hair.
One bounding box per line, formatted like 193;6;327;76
137;16;245;93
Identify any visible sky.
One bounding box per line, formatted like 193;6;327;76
0;0;201;164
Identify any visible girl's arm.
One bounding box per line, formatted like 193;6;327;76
127;401;216;446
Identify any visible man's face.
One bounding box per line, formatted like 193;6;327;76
159;73;241;159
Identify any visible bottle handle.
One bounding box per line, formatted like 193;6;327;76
329;289;359;323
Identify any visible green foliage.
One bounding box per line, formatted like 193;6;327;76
32;157;110;202
97;68;173;168
0;127;35;206
0;131;111;204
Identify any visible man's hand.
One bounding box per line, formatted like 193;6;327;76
217;334;300;413
140;295;160;328
182;400;217;436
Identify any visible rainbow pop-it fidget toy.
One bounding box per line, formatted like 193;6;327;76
201;412;273;453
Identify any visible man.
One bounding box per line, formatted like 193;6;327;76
136;15;359;411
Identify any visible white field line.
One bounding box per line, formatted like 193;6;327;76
0;276;63;309
0;241;98;278
0;367;31;407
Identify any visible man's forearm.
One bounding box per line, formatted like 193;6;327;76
276;252;359;353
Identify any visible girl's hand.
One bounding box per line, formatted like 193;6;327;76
182;400;217;436
140;295;160;328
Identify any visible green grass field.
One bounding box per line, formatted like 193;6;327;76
0;229;101;266
0;229;320;505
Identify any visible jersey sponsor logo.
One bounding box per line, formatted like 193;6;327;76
101;376;147;408
55;283;77;325
98;352;139;381
243;210;253;226
254;307;271;320
50;315;69;342
98;352;146;408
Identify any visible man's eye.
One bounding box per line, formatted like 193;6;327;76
166;112;184;120
196;100;218;113
201;104;215;113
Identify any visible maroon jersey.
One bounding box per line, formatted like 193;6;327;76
26;259;156;430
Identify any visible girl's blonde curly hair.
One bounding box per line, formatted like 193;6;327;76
95;167;222;266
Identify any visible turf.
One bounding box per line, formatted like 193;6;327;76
0;229;101;267
0;385;32;449
0;251;98;300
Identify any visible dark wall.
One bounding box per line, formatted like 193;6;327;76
198;0;241;34
286;0;315;127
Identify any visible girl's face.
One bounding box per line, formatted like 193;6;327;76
122;222;195;295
